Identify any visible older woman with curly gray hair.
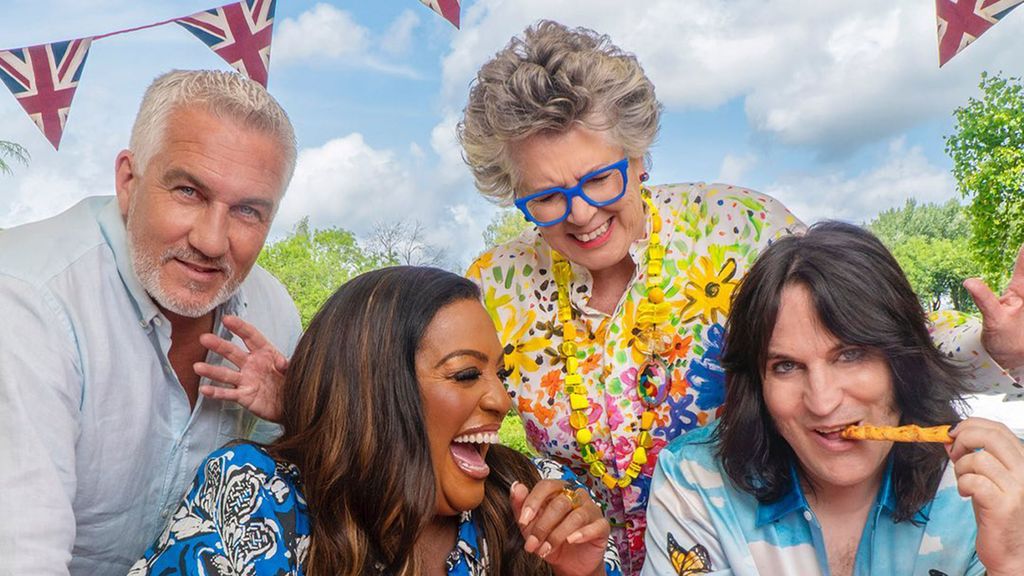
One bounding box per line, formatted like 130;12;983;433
460;20;1024;574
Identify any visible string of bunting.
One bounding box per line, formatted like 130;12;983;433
0;0;461;151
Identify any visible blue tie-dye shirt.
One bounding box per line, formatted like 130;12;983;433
642;423;982;576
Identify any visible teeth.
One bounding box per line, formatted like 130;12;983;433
574;220;610;243
815;425;851;434
453;432;501;445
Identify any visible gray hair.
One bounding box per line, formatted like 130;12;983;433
129;69;297;189
458;20;661;204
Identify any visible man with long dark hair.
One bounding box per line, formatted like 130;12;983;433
642;223;1024;576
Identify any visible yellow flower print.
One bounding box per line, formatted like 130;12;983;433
680;256;738;324
482;286;512;328
465;252;493;282
498;308;549;383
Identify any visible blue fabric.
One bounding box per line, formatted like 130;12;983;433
132;445;624;575
642;423;984;576
0;197;302;575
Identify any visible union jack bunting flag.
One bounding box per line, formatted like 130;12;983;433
936;0;1023;66
0;38;92;150
419;0;461;29
177;0;276;87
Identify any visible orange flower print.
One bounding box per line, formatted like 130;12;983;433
539;369;563;398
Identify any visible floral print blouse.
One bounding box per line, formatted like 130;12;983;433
466;182;1018;575
129;443;623;576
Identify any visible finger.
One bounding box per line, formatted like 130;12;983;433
948;419;1024;470
199;384;246;403
954;450;1015;494
194;363;242;387
223;315;273;352
956;472;1004;509
565;518;612;545
522;488;579;553
542;502;604;556
517;479;565;527
510;481;528;527
198;333;250;368
1008;243;1024;292
964;278;1003;323
274;355;290;373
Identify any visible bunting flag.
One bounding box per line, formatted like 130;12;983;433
419;0;461;29
177;0;277;87
0;38;92;150
0;0;458;150
937;0;1024;66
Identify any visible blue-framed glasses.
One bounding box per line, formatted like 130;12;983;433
514;158;629;227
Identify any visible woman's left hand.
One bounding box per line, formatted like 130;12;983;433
510;479;610;576
948;417;1024;576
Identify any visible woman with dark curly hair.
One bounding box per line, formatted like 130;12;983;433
644;223;1024;576
131;267;622;576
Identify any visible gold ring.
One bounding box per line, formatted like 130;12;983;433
561;487;582;510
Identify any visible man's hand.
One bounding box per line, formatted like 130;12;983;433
195;315;288;423
965;244;1024;371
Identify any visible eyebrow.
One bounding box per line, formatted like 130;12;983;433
433;349;489;368
162;167;276;211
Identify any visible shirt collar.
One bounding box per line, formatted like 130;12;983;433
96;196;248;326
448;510;484;570
755;457;901;527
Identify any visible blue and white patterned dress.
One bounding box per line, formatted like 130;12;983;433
130;443;623;575
642;423;983;576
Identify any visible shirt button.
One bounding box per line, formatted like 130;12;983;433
154;317;163;326
803;510;813;521
160;509;168;518
138;319;147;328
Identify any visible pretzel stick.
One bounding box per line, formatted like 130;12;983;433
840;424;953;444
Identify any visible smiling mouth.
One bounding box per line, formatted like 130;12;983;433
449;431;500;479
176;259;223;276
571;218;612;243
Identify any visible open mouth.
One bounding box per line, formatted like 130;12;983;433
813;422;860;443
449;430;500;480
571;218;613;246
175;258;224;278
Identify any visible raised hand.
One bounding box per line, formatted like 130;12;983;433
195;315;289;423
965;244;1024;371
511;479;610;576
948;417;1024;576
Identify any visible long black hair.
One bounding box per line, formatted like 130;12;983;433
716;221;968;522
269;266;551;574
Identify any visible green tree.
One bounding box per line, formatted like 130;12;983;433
483;208;532;248
946;72;1024;287
868;199;982;311
258;218;385;327
0;140;29;175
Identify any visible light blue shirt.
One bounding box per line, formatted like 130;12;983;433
643;424;982;576
0;197;302;576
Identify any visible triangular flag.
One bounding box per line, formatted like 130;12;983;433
419;0;460;29
937;0;1023;66
177;0;276;87
0;38;92;150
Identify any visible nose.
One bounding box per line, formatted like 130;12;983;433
565;194;597;227
481;374;512;416
188;205;230;259
803;367;843;417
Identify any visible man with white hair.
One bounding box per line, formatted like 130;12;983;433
0;70;302;575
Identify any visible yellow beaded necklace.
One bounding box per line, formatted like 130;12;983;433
551;188;672;490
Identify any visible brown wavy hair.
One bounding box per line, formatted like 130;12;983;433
715;222;968;523
268;266;552;575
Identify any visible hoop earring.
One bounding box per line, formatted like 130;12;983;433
639;172;649;182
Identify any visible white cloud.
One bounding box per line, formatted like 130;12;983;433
717;153;759;184
380;10;421;55
430;110;470;187
273;3;370;64
439;0;1024;156
762;137;955;225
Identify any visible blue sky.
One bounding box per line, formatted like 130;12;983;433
1;1;1022;422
